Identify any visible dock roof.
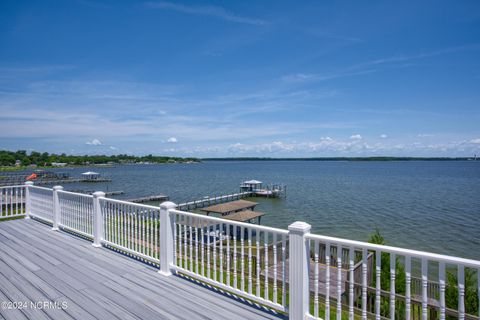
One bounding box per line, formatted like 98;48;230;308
201;199;258;215
222;210;265;222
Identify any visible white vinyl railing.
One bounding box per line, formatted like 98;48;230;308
6;182;480;320
0;185;25;219
305;234;480;320
58;189;94;237
100;197;161;264
29;185;54;222
169;208;289;312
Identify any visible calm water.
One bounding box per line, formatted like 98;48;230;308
41;161;480;260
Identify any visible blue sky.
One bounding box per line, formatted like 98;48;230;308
1;0;480;157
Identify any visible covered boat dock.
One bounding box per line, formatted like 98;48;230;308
201;199;258;216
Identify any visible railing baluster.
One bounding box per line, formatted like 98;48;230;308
439;261;445;320
349;246;354;320
233;225;237;288
226;223;230;285
213;223;217;281
184;218;188;270
326;242;331;320
273;233;278;305
406;255;411;320
201;226;205;276
207;224;211;279
178;215;182;266
421;258;428;320
458;264;465;320
248;227;252;294
195;223;199;275
189;221;193;272
264;231;269;300
256;230;261;297
314;240;320;318
337;244;342;320
376;249;382;319
281;234;286;308
390;253;396;320
219;223;223;283
241;226;245;291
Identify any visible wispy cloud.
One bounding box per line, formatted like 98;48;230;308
281;44;480;84
145;1;266;26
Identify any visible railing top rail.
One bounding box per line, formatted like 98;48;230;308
307;233;480;268
57;189;94;198
100;197;160;210
30;185;54;191
0;185;26;190
170;208;289;235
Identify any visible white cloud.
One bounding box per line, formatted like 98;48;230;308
320;136;333;141
380;134;387;138
109;146;117;150
86;138;102;146
350;134;362;140
145;1;266;26
470;138;480;144
167;137;178;143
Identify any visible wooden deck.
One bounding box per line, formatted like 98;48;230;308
0;219;284;320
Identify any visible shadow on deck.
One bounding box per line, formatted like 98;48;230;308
0;219;285;320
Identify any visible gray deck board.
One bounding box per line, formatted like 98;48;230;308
0;219;284;320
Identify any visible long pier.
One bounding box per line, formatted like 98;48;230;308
127;194;169;204
177;191;252;211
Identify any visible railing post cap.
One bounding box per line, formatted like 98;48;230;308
25;181;34;186
53;185;64;190
93;191;106;198
160;201;177;210
288;221;311;233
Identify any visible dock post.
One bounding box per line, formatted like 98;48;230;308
159;201;177;276
92;191;106;248
52;185;63;231
288;221;311;320
24;181;34;219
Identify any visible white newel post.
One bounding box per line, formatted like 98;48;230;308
24;181;34;219
92;191;106;248
159;201;177;276
52;186;63;231
288;221;311;320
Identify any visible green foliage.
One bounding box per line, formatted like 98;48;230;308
0;150;200;167
368;229;407;318
445;268;479;318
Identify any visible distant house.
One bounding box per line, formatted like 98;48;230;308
15;160;22;167
51;162;68;167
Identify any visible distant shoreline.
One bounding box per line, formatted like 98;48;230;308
202;157;478;161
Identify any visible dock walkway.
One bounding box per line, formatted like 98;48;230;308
0;219;283;320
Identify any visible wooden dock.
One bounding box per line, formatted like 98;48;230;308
177;191;252;211
126;194;169;204
0;219;282;320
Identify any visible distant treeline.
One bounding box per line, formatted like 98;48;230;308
202;157;475;161
0;150;200;167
